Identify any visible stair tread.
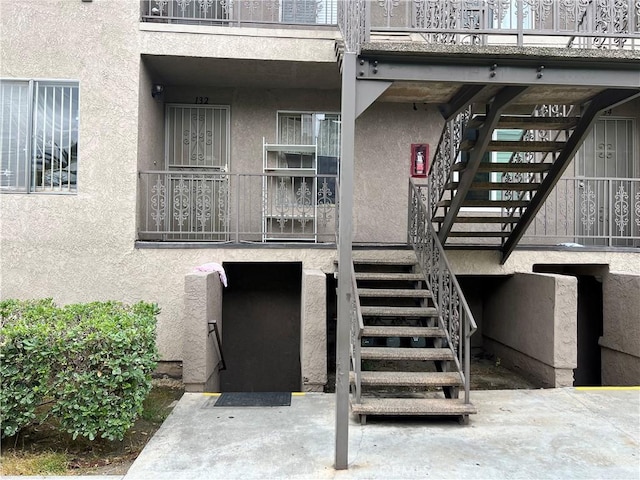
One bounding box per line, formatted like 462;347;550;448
355;272;424;281
446;181;540;191
437;199;529;208
362;326;445;337
352;397;477;415
361;306;438;317
358;288;431;298
448;231;511;237
460;140;565;152
361;347;454;361
452;162;552;173
433;216;519;224
357;371;463;386
468;115;579;130
353;258;418;266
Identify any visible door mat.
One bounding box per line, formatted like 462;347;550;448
214;392;291;407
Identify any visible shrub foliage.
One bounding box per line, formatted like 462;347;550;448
0;299;158;441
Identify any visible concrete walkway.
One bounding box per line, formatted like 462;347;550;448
124;388;639;480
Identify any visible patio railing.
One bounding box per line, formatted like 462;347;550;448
339;0;640;52
523;177;640;247
138;170;338;243
141;0;338;26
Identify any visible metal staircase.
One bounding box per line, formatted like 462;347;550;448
429;88;639;262
349;255;476;424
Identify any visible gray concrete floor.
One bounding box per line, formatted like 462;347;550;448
124;388;640;480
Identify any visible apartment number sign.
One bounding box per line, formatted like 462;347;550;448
195;97;209;104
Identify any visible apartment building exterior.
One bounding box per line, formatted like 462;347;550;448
1;1;638;410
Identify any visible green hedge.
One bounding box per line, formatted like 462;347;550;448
0;299;159;441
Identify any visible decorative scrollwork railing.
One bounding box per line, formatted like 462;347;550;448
138;171;338;243
337;0;639;52
408;179;477;404
523;177;640;247
428;106;472;218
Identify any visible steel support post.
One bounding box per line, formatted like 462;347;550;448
335;52;357;471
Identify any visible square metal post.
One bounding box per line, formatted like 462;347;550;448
335;51;357;471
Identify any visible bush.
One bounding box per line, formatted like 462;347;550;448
0;300;158;441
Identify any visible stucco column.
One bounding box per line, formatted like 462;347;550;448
483;272;578;387
300;269;327;392
183;271;223;392
600;272;640;385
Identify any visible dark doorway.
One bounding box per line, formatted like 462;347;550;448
220;262;302;392
534;265;604;386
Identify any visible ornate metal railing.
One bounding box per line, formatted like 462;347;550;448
428;106;472;218
500;104;575;234
523;177;640;247
138;171;338;243
408;179;477;404
141;0;339;26
339;0;639;53
349;263;364;403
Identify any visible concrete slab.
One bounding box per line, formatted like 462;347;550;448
125;389;640;480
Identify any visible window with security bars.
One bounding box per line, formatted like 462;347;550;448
1;80;79;193
277;111;340;199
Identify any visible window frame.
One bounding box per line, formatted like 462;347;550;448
0;78;79;195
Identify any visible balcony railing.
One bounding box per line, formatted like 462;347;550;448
523;177;640;247
338;0;640;53
141;0;338;26
138;171;338;243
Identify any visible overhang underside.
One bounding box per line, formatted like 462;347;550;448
377;81;608;106
354;46;640;107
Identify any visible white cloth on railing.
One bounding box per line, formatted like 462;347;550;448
194;262;228;287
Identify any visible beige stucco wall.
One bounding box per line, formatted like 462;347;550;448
483;272;578;387
1;1;639;375
183;271;223;392
600;272;640;385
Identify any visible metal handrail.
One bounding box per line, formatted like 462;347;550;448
408;179;477;404
349;263;364;403
207;320;226;371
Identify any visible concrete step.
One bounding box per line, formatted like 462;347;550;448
433;216;519;224
353;258;418;266
460;139;565;152
468;115;579;130
358;288;431;298
351;397;477;416
446;181;541;191
448;231;511;238
361;306;438;317
362;326;444;338
437;199;529;208
452;162;552;173
361;347;454;361
356;371;463;387
355;272;424;282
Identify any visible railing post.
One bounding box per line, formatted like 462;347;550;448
335;51;357;471
516;0;524;47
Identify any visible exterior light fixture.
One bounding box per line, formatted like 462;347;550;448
151;84;164;98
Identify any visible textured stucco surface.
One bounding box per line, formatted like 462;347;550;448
600;272;640;385
1;0;639;369
183;272;223;392
483;273;578;387
301;269;328;391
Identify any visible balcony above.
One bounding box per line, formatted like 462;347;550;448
141;0;338;27
340;0;640;53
